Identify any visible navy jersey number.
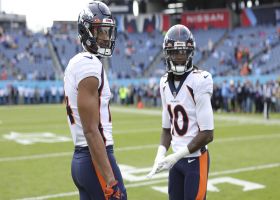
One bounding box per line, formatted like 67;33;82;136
167;104;189;136
65;96;75;124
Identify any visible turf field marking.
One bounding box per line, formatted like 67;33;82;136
119;162;280;182
3;132;72;145
153;176;266;194
17;192;79;200
114;128;160;134
0;105;62;110
111;107;280;125
0;152;72;162
1;133;279;162
0;127;160;136
209;163;280;176
215;115;280;125
0;144;158;162
16;162;280;200
115;144;157;151
215;133;280;143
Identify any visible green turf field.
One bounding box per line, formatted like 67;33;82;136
0;104;279;200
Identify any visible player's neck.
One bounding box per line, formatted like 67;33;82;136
173;75;182;81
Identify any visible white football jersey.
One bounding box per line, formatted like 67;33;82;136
160;69;214;157
64;52;113;147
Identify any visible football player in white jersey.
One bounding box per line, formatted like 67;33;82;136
64;1;126;200
147;24;214;200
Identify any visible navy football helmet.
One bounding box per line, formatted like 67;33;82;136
163;24;195;75
78;1;117;57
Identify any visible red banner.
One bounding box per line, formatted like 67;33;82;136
162;14;170;32
181;9;231;29
240;9;251;27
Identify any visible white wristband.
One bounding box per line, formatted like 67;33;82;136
174;147;190;161
155;145;167;162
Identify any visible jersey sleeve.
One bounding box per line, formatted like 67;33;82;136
74;58;102;89
160;76;171;129
194;71;214;131
194;71;213;99
195;93;214;131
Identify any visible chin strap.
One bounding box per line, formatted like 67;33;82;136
169;59;193;75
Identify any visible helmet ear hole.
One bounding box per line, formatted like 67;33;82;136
86;40;91;46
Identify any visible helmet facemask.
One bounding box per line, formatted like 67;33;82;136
89;24;117;57
164;41;194;75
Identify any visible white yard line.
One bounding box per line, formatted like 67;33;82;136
0;127;160;138
111;107;280;125
214;133;280;143
0;144;158;162
111;107;162;116
0;152;72;162
16;162;280;200
214;115;280;125
114;127;160;135
115;144;157;151
17;192;79;200
209;163;280;176
0;105;63;110
1;133;279;162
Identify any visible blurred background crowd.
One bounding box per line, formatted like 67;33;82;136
1;79;279;115
0;0;280;114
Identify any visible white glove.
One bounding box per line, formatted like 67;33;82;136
146;145;167;179
157;147;190;171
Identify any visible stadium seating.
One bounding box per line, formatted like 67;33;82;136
51;32;82;69
0;30;55;80
201;25;280;76
109;31;163;78
1;25;279;81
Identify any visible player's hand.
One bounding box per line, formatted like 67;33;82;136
158;147;190;171
146;160;164;178
146;145;167;178
157;153;178;171
105;180;123;200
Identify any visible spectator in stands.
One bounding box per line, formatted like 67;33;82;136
275;81;280;112
221;80;230;112
228;80;236;112
0;87;4;105
263;81;273;119
244;80;254;113
240;62;252;76
1;69;7;80
119;86;127;105
39;87;45;104
254;80;263;113
50;85;57;103
211;84;222;111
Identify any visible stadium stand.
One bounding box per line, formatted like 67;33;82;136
0;29;55;80
0;1;280;113
200;25;280;77
109;31;163;78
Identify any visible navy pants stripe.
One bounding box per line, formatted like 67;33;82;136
71;145;127;200
168;151;209;200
